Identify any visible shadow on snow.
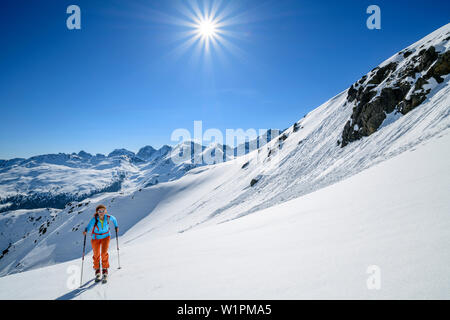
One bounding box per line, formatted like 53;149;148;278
55;279;99;300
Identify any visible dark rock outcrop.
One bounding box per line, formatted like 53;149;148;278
341;44;449;147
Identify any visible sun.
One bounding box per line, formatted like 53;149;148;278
197;19;217;39
160;0;251;59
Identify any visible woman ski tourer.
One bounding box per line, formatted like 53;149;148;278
83;204;119;283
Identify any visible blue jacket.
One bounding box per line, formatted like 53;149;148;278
85;214;118;240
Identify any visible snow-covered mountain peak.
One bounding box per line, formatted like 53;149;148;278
77;150;93;159
107;148;136;158
136;145;157;161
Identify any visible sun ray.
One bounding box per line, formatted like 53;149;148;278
156;0;257;62
209;0;224;21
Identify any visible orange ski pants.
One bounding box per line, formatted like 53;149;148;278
91;236;110;269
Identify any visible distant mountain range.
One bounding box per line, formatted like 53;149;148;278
0;129;283;213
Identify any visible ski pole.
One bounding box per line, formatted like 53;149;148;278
80;233;87;288
115;227;121;269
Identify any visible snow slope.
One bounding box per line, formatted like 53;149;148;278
0;23;449;298
0;131;448;299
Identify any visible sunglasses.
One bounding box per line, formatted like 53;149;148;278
97;209;106;213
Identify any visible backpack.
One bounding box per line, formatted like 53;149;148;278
92;213;111;238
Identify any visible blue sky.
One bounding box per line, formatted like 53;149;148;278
0;0;449;159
